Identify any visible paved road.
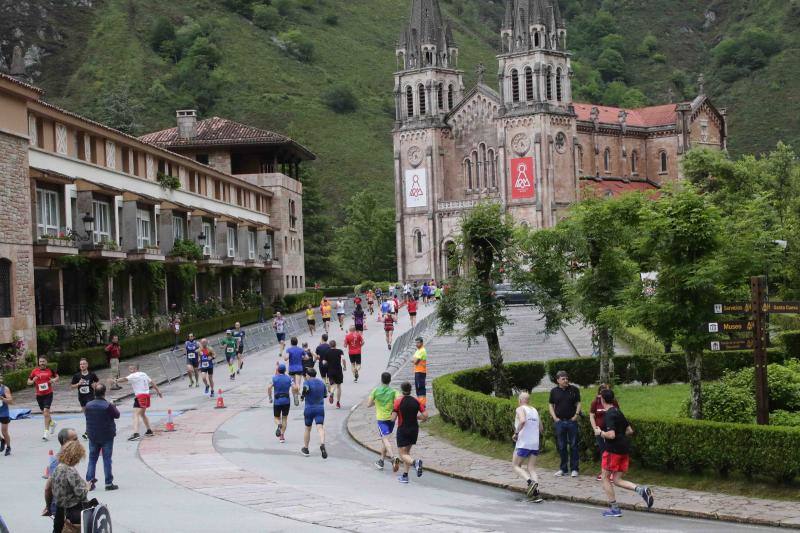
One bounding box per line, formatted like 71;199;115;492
2;303;781;532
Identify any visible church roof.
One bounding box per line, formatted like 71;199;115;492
573;102;682;128
139;117;316;160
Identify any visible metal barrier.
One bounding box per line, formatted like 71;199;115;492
387;311;438;373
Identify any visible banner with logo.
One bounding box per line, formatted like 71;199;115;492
405;168;428;208
510;157;535;199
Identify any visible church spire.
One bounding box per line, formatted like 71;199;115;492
500;0;567;53
396;0;458;71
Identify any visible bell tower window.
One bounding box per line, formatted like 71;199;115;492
525;67;534;101
511;69;520;103
546;68;553;100
418;84;427;115
534;32;541;48
448;84;454;109
437;84;444;112
406;86;414;117
556;68;563;102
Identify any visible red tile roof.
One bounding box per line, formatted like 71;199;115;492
574;102;681;128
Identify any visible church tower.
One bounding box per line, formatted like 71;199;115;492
498;0;577;228
393;0;464;281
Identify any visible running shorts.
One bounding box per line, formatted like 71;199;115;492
307;319;316;325
289;370;304;377
273;404;290;417
201;366;214;375
237;344;244;355
36;393;53;411
414;372;427;397
225;352;236;363
396;428;419;448
602;451;630;473
304;407;325;427
327;371;344;385
319;365;328;379
337;312;345;316
322;317;331;323
276;332;286;342
515;448;540;458
0;416;9;425
133;394;151;409
348;354;362;365
409;312;417;317
377;420;395;437
78;395;93;408
187;358;199;368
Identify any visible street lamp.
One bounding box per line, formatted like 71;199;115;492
73;212;95;242
260;241;272;262
197;232;206;242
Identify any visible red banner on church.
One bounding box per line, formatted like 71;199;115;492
510;157;535;199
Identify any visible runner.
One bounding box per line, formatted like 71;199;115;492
305;304;317;335
104;335;122;390
315;334;331;387
0;377;13;456
344;326;364;383
184;333;200;388
273;312;287;356
300;368;327;459
434;284;443;302
392;295;401;322
383;311;395;350
367;372;400;471
366;290;375;315
421;282;430;305
336;298;346;331
284;337;306;406
392;381;428;483
403;281;412;301
353;304;366;332
198;338;216;397
320;298;333;334
353;293;362;308
322;340;346;409
115;363;163;441
69;358;99;440
27;357;58;441
595;388;654;517
388;284;396;298
268;363;292;443
412;337;427;407
232;321;246;374
301;342;316;377
379;297;390;323
512;392;543;501
220;330;238;381
375;286;383;302
407;296;418;327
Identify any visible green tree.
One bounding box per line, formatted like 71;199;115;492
321;85;359;113
597;48;625;82
438;203;516;397
331;191;396;283
299;169;335;283
149;17;176;56
253;5;280;31
279;30;314;62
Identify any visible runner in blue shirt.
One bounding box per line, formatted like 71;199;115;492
301;368;327;459
268;364;293;443
284;337;306;406
198;339;216;397
185;333;200;388
232;321;246;375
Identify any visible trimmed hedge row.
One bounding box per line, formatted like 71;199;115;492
1;363;59;392
780;330;800;359
56;309;265;374
281;291;323;313
433;364;800;481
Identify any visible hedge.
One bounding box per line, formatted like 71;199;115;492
353;280;399;294
56;308;267;374
318;286;352;297
779;330;800;359
433;364;800;481
1;363;59;392
280;291;323;314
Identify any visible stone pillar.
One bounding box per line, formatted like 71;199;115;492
215;220;230;258
238;225;251;260
121;200;139;251
76;191;94;249
159;209;175;256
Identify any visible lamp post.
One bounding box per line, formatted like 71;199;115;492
259;242;272;262
73;212;95;242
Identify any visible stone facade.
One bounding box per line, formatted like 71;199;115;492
393;0;727;281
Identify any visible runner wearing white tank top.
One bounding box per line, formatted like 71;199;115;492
512;393;543;501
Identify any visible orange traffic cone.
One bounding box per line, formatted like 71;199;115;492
215;389;226;409
43;449;54;479
165;409;176;432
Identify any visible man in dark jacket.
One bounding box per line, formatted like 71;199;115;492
84;384;120;491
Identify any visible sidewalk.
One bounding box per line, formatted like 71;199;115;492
347;307;800;529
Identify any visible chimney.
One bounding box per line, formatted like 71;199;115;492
176;110;197;140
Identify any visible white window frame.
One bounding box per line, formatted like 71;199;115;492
92;200;111;244
136;208;152;249
146;154;155;180
28;114;38;146
202;222;213;255
55;124;68;155
226;226;236;258
173;215;186;242
105;140;116;168
36;189;60;237
248;231;256;260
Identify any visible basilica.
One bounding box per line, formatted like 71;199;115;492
392;0;727;281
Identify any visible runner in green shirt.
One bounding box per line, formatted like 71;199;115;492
367;372;400;471
434;286;443;301
220;331;238;381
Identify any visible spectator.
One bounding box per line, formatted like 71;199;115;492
51;441;91;532
43;428;79;519
84;384;120;491
104;336;122;390
548;370;582;477
589;383;618;481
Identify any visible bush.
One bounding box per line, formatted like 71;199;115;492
1;363;59;392
321;85;359;114
771;410;800;427
691;381;756;423
780;330;800;358
354;281;397;294
253;4;280;31
324;14;339;26
280;291;323;314
37;328;59;354
279;30;314;62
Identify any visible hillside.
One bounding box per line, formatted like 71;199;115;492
2;0;799;219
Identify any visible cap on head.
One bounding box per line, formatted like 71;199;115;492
278;363;287;373
226;329;232;335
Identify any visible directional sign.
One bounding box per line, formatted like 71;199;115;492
713;302;752;314
706;320;754;333
710;339;755;351
765;301;800;314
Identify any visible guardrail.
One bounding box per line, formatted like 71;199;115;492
386;311;438;374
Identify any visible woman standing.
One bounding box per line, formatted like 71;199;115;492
51;440;90;532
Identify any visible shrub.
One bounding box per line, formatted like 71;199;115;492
253;4;280;31
37;328;59;354
274;0;296;17
1;363;59;392
321;85;359;114
324;14;339;26
281;291;323;313
771;410;800;427
780;330;800;358
354;280;396;294
279;30;314;62
689;381;756;423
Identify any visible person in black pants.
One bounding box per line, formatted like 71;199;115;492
548;370;582;477
84;384;120;491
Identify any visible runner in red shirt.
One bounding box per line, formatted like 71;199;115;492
407;297;418;327
383;313;395;350
344;326;365;383
27;357;59;441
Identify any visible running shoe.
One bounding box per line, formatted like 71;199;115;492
387;343;391;350
596;473;603;481
571;470;579;477
49;419;56;435
375;459;385;469
553;470;565;477
229;374;235;381
526;480;538;498
398;473;409;484
320;444;328;459
602;508;622;518
328;393;334;404
4;447;9;456
42;430;49;441
127;433;141;441
105;484;119;491
354;369;359;381
239;361;244;370
205;385;210;394
640;486;654;508
188;381;194;388
210;391;215;398
414;459;424;477
195;382;200;388
336;401;341;409
145;429;154;437
0;438;5;452
279;435;285;444
392;457;401;472
275;424;282;438
294;395;299;407
301;447;310;457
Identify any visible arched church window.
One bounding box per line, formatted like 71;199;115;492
448;84;454;110
511;69;520;103
414;230;423;255
604;148;611;173
556;68;563;102
418;84;426;115
631;151;639;174
534;32;541;48
660;151;668;173
546;68;553;101
525;67;534;101
488;149;496;188
437;84;444;112
406;86;414;117
577;145;584;173
472;151;480;187
465;159;473;189
425;50;433;66
480;144;488;188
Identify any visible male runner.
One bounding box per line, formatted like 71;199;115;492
184;333;200;387
421;282;430;305
315;334;331;386
366;290;375;315
595;388;654;517
28;357;58;441
512;392;543;500
323;340;346;408
268;363;292;443
383;311;395;350
115;363;162;441
305;304;317;335
232;321;246;374
220;330;238;381
284;337;306;406
302;343;316;376
70;358;99;439
407;297;418;327
300;368;327;459
392;382;427;483
336;298;346;331
379;297;390;322
412;337;427;407
273;312;287;355
0;377;13;456
198;339;216;397
344;326;364;382
434;285;443;301
367;372;400;471
320;299;332;333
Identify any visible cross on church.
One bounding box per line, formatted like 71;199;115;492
475;63;486;84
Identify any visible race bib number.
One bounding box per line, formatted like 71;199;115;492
188;352;197;359
79;386;90;395
201;361;210;368
38;382;49;392
226;347;234;354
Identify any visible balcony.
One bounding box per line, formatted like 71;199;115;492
127;246;166;262
223;256;246;267
198;253;223;266
33;234;79;257
80;240;127;260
